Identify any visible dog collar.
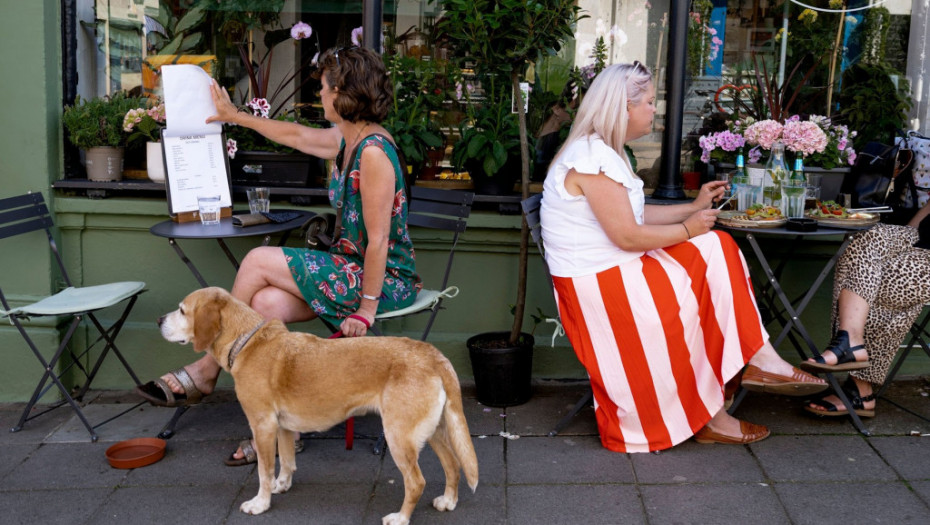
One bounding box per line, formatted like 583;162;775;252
227;320;267;369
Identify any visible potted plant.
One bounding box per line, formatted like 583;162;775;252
218;16;324;188
382;53;448;180
123;99;167;182
435;0;583;406
62;91;148;181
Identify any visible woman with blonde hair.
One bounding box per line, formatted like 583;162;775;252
540;62;826;452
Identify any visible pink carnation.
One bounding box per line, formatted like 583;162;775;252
743;120;784;150
782;120;828;156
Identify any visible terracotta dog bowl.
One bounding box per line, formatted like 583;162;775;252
105;437;166;469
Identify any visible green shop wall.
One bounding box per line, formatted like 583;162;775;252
0;1;66;402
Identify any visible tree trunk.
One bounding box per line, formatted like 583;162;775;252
509;71;531;345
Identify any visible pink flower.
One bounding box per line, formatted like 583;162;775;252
351;26;363;46
290;21;312;40
744;120;784;150
846;148;857;165
782;120;828;156
226;138;238;159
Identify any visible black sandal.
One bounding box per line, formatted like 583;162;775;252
799;330;870;373
804;376;876;418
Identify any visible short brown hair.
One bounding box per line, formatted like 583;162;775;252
315;47;392;123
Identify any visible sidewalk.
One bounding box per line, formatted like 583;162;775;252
2;379;930;525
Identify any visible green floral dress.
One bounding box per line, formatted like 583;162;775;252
283;135;421;326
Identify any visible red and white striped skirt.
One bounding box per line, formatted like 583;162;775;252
551;230;767;453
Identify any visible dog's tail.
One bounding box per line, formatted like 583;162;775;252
439;360;479;492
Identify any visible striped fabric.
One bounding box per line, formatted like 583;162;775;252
551;231;767;452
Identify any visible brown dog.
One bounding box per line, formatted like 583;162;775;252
158;287;478;524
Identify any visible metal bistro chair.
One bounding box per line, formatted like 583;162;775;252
876;304;930;422
0;192;146;441
521;193;594;436
344;185;474;451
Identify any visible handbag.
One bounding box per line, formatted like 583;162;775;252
302;132;409;251
844;135;918;225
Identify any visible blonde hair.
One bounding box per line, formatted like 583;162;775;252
553;62;653;169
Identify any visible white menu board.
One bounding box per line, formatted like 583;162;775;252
160;64;231;215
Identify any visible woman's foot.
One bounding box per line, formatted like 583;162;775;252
805;376;876;418
799;330;870;373
742;345;828;396
226;435;304;466
693;410;769;445
135;361;218;408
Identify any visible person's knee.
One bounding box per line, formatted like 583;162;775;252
250;288;280;318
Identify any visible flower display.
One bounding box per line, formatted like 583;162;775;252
699;115;856;169
122;101;166;144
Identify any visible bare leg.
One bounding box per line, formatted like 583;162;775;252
161;247;316;396
804;288;869;366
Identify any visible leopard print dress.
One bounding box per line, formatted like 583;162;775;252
831;223;930;385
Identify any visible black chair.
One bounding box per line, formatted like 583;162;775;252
369;186;474;340
876;304;930;423
342;186;473;451
0;192;146;442
521;193;593;436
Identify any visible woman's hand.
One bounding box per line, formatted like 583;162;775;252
694;180;728;210
205;80;240;125
339;310;375;337
683;207;722;238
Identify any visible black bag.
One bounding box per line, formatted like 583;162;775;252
303;212;338;250
843;139;917;225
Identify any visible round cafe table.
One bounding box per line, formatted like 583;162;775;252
716;220;876;435
150;209;314;288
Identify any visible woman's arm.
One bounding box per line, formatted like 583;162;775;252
907;199;930;228
569;169;720;252
206;80;343;160
643;180;728;224
339;145;396;335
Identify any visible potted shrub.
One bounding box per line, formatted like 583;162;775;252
435;0;583;406
62;91;148;181
382;53;448;180
122;99;167;182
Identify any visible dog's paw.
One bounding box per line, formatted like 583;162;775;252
240;497;271;515
432;495;458;512
381;512;410;525
272;476;292;494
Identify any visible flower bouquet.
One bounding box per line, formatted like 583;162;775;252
700;115;856;169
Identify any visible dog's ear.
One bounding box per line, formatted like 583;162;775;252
191;294;224;352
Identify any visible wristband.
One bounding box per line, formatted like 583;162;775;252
682;223;692;239
361;293;380;301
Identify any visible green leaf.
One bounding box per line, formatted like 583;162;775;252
175;6;206;34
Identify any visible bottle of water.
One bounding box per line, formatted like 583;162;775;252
764;141;788;208
733;151;755;211
783;157;807;218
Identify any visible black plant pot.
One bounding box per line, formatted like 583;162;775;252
467;331;534;407
466;158;521;196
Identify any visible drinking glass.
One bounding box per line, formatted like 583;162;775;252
197;195;221;225
247;187;270;214
782;182;807;218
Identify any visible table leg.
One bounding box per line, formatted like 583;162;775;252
169;238;208;288
215;239;240;271
744;233;870;436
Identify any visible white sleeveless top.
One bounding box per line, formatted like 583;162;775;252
540;135;646;277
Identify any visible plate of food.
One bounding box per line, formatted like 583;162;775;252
718;205;787;228
806;201;880;227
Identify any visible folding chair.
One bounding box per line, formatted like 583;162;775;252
876;304;930;422
521;193;593;436
345;186;473;451
0;192;146;442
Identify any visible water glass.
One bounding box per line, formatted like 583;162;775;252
247;187;270;214
197;195;221;225
716;171;733;208
805;173;822;208
782;183;807;218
